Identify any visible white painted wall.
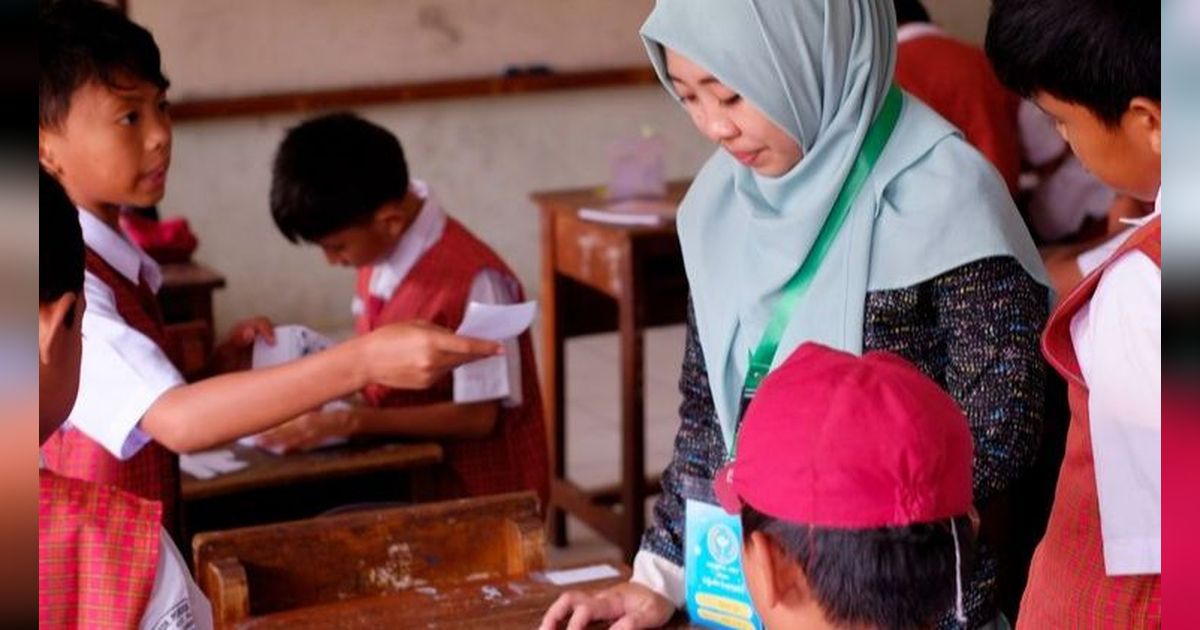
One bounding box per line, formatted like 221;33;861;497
145;0;993;332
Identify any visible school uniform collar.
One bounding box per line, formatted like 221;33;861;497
77;208;163;291
896;22;946;44
1119;189;1162;228
367;180;447;300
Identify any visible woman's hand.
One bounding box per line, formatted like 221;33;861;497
539;582;675;630
209;316;276;374
357;321;502;390
255;409;355;454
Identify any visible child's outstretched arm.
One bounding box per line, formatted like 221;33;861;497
255;400;500;454
139;322;500;453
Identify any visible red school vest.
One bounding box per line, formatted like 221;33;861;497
356;218;549;507
39;469;161;629
895;31;1021;194
41;248;181;533
1018;217;1161;628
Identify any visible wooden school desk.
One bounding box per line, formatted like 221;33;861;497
181;441;443;502
533;182;691;559
229;567;699;629
181;441;444;536
158;260;227;378
159;260;226;341
191;492;699;629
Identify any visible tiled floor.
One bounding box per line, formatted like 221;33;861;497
542;324;687;568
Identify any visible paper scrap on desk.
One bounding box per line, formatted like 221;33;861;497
179;449;249;480
579;208;662;227
542;564;621;586
456;301;537;341
252;325;336;369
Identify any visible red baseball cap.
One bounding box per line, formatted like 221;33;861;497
713;343;973;528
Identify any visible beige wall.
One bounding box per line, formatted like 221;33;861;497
924;0;993;45
148;1;994;332
166;89;712;331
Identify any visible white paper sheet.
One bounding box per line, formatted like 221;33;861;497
456;301;537;341
242;325;348;455
579;207;663;226
252;325;336;369
540;564;622;586
179;449;249;480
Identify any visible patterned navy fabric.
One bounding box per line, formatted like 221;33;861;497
642;256;1049;629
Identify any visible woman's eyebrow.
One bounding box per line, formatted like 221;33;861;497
666;74;721;86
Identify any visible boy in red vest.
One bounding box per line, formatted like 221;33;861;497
987;0;1161;626
263;112;549;506
38;0;500;532
39;168;213;629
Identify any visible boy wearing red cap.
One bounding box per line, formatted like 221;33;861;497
713;343;976;630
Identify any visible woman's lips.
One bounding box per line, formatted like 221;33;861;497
730;148;763;166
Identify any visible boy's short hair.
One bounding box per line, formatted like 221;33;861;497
985;0;1159;126
893;0;931;26
41;169;85;305
40;0;170;129
270;112;410;243
742;505;975;630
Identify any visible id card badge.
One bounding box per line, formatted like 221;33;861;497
683;475;763;630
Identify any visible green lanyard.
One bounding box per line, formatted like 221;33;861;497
733;85;904;446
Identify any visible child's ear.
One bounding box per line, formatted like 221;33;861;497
38;127;63;177
38;293;78;366
1129;97;1162;157
374;199;415;239
744;531;783;609
747;531;811;612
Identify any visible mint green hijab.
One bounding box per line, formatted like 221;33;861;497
641;0;1047;451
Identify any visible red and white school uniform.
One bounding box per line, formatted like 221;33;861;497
41;210;185;530
39;465;211;629
1018;204;1161;628
352;181;549;506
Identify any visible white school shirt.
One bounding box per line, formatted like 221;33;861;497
66;210;185;459
1068;192;1161;576
140;526;214;629
349;181;522;406
38;455;211;629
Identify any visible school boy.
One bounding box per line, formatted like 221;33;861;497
987;0;1161;625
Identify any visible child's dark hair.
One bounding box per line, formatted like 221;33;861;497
270;112;410;243
40;168;85;310
985;0;1159;127
742;504;974;630
40;0;170;129
893;0;930;26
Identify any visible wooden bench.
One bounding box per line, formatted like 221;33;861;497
192;492;545;628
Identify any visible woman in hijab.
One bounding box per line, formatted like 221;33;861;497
542;1;1049;628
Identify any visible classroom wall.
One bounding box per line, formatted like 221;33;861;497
150;0;994;333
165;89;713;332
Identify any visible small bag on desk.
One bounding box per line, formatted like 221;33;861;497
120;210;199;264
192;491;545;628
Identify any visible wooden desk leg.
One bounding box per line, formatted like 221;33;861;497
541;215;569;547
618;244;647;560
